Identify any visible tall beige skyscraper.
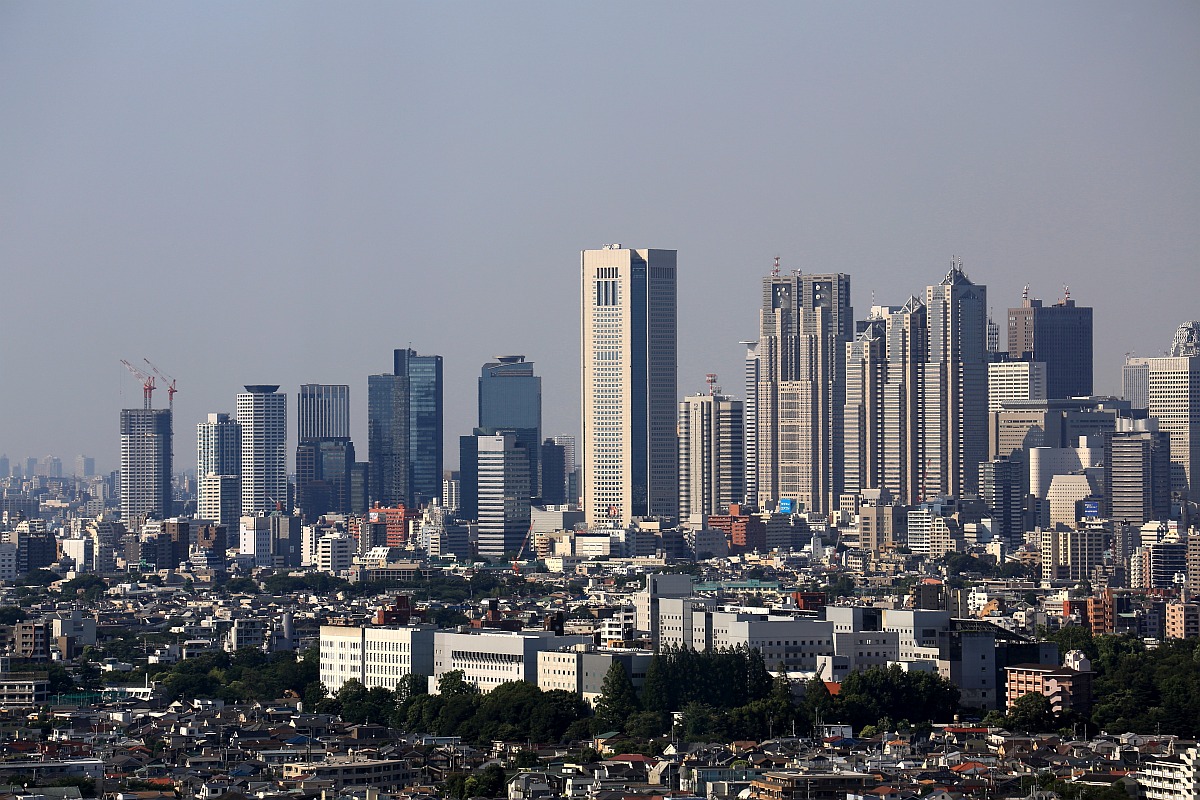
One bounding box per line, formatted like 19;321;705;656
581;246;677;526
1148;321;1200;497
755;268;852;514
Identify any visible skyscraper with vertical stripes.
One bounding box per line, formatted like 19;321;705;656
581;245;677;526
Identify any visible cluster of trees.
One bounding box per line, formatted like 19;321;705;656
1032;627;1200;738
594;646;960;744
315;671;592;744
112;648;321;704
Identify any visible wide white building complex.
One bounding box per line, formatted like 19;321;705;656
319;624;436;693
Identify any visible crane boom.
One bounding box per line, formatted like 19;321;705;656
143;358;178;409
120;359;156;409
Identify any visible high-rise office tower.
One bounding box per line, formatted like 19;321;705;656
678;388;744;520
580;245;678;526
1148;321;1200;497
298;385;350;440
0;455;8;479
1123;356;1151;410
236;386;287;515
978;456;1025;547
882;297;927;503
987;361;1047;412
1007;287;1093;398
741;340;759;506
369;347;446;510
478;356;541;494
923;262;988;498
296;385;353;520
368;349;444;508
1105;419;1171;524
539;439;567;505
368;372;408;507
843;317;888;498
475;432;531;558
295;438;355;520
551;435;577;505
75;455;95;477
120;408;173;522
398;348;443;508
756;267;852;514
197;412;241;528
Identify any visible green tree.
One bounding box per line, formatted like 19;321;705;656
594;662;640;733
1007;692;1054;733
438;670;480;698
640;654;671;712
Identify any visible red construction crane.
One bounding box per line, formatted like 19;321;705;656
120;359;156;409
143;358;177;410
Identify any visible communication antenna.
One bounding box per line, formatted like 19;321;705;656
1022;284;1029;302
771;256;781;277
706;373;718;396
1063;284;1071;302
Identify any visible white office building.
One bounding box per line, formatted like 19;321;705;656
237;385;287;516
431;629;591;694
319;624;437;693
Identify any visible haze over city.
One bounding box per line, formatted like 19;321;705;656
2;2;1198;470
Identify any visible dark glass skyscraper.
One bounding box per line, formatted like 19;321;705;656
368;349;443;508
398;348;443;507
478;355;541;495
1007;290;1093;399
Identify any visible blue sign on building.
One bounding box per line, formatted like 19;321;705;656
778;498;793;514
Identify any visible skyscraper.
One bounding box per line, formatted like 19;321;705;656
368;372;408;506
1007;288;1093;399
883;296;927;503
298;384;350;440
296;438;355;520
678;389;744;520
120;408;173;522
923;262;988;498
398;348;443;508
296;385;353;520
755;267;852;514
843;317;888;498
197;412;241;528
552;435;578;505
741;340;759;506
987;361;1048;412
581;245;678;526
1123;355;1151;410
475;432;531;558
1148;321;1200;497
368;349;444;508
478;356;541;494
1105;419;1171;524
236;386;287;515
978;456;1025;547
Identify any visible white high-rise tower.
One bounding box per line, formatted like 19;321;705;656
237;385;288;515
581;245;677;526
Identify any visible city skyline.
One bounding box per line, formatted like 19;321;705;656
2;4;1198;470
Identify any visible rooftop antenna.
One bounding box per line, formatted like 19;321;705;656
1022;284;1029;302
771;256;781;277
1063;284;1071;302
706;373;718;396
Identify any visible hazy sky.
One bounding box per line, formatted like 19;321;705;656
2;2;1198;474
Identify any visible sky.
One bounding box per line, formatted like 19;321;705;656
2;2;1198;474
